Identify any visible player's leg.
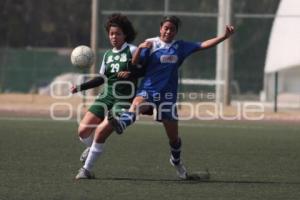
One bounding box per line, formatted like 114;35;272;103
76;103;127;179
78;98;110;163
109;96;146;134
158;101;188;179
162;120;182;166
78;111;103;147
76;117;113;180
83;118;113;171
162;119;187;179
77;111;103;163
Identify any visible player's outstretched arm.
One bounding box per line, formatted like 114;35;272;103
200;25;234;50
70;76;105;94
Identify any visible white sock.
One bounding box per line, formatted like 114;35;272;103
83;142;104;171
79;134;93;147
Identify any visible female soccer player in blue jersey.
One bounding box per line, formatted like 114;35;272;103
109;16;234;179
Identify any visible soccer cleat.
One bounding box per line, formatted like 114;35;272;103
169;158;188;180
79;147;90;163
75;168;95;180
108;114;124;134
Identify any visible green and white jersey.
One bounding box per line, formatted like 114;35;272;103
99;42;137;98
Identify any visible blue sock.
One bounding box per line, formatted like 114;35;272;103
119;112;136;130
170;138;182;165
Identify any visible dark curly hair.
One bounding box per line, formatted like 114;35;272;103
160;16;181;32
105;13;137;43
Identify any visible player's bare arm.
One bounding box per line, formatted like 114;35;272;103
200;25;234;50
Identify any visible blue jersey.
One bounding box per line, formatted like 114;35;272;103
137;37;201;103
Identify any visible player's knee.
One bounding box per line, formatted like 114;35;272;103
78;125;92;138
134;97;144;106
130;102;140;112
131;99;147;113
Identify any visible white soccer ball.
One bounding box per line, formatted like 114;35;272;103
70;45;95;68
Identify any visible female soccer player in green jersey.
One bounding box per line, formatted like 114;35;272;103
71;14;146;179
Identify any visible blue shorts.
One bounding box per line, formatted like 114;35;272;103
136;90;178;121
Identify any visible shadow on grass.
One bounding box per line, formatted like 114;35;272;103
82;177;300;186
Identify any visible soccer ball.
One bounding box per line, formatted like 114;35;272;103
70;45;95;68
